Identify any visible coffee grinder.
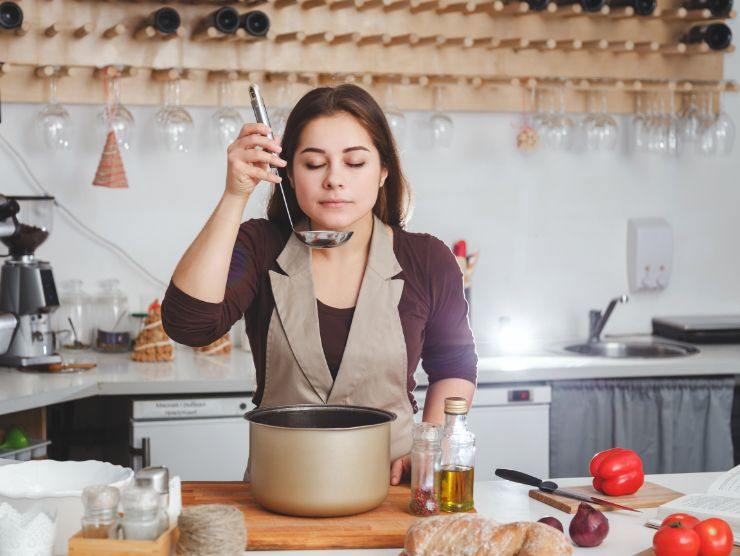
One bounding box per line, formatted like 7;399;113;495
0;195;62;367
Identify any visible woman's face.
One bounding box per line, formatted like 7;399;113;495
289;112;388;231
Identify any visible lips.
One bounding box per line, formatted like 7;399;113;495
319;200;351;208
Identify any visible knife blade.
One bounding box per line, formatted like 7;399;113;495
494;468;641;513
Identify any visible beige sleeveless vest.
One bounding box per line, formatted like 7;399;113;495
258;214;414;463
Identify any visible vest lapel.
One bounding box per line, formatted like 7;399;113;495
328;215;405;404
268;226;334;403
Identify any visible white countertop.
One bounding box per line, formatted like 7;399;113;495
0;338;738;416
246;472;719;555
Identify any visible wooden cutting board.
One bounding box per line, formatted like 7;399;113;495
181;481;424;550
529;482;683;514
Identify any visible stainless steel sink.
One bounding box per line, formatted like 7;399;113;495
564;341;700;358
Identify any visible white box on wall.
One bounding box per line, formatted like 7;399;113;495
627;218;673;293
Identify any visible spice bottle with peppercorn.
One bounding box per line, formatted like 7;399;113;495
409;422;443;516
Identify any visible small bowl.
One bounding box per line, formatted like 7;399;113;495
0;460;133;554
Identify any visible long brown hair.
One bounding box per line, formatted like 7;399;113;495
267;84;412;234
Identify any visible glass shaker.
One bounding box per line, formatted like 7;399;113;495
440;397;476;513
94;278;131;352
409;422;442;516
121;485;161;540
81;485;120;539
134;466;170;535
55;280;94;350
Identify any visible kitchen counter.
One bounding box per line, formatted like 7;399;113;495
0;338;738;416
244;471;720;555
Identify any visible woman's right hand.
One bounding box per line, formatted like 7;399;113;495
225;123;287;199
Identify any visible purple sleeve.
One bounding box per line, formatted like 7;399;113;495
161;219;268;347
420;237;478;385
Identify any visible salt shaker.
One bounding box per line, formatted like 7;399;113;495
121;485;161;540
81;485;120;539
409;422;443;516
135;466;170;535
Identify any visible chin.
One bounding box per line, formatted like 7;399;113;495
308;209;365;231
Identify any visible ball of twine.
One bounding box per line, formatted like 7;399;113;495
177;504;246;556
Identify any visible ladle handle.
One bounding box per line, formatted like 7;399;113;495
248;83;295;231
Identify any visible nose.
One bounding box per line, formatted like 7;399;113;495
323;161;345;189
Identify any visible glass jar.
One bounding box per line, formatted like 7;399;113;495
55;280;94;350
121;485;160;540
135;466;170;535
409;422;442;516
81;484;120;539
440;397;476;513
94;278;131;352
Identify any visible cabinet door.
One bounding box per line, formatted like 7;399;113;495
132;417;249;481
466;405;550;480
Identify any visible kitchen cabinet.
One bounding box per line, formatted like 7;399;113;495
414;384;551;480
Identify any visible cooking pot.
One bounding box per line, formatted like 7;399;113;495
245;404;396;517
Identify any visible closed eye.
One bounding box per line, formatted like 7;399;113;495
305;162;366;169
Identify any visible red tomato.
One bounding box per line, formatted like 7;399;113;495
653;524;701;556
693;518;734;556
661;513;701;530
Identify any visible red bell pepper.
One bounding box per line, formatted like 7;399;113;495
589;447;645;496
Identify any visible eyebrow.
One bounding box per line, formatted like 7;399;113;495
299;146;370;155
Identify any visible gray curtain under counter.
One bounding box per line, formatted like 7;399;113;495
550;377;735;479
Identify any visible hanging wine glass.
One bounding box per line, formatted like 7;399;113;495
515;85;539;153
429;86;453;149
211;80;244;148
155;79;175;133
679;93;701;144
584;91;618;151
383;82;406;147
98;77;135;151
631;92;648;152
695;93;717;156
35;77;73;151
545;84;574;151
664;92;681;157
713;91;735;155
268;82;291;138
161;78;194;153
531;87;551;135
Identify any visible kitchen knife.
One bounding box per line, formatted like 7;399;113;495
494;468;641;513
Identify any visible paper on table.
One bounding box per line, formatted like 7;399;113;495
654;465;740;536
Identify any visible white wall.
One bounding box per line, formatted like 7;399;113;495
0;32;738;348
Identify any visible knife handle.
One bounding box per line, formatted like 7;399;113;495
495;468;543;487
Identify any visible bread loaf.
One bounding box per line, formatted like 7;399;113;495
403;514;573;556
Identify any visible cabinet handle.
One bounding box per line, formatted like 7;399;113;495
129;437;150;468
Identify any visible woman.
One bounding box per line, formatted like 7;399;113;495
161;84;477;484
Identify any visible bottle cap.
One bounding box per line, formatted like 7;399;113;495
134;466;169;495
444;397;468;415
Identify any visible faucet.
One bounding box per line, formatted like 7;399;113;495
588;295;629;343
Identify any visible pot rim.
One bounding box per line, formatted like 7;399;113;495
244;403;397;432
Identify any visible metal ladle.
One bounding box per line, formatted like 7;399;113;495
248;84;352;249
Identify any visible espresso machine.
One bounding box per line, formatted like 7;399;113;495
0;195;62;367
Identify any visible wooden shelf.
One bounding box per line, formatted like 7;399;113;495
0;0;733;112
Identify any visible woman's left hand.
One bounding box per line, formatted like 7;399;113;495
390;455;411;485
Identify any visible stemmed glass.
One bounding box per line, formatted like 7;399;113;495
679;93;702;145
695;93;717;156
211;80;244;148
712;91;735;155
158;79;194;153
631;93;648;151
35;77;73;151
268;82;291;138
429;86;453;149
584;91;618;151
663;92;681;157
98;77;135;151
545;84;575;151
383;83;406;147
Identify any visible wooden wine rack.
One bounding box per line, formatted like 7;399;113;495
0;0;735;113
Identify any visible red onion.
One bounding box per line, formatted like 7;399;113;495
569;503;609;547
537;516;564;532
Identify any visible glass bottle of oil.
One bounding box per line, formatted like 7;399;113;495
439;397;475;512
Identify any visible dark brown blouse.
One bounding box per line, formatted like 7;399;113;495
161;218;477;410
